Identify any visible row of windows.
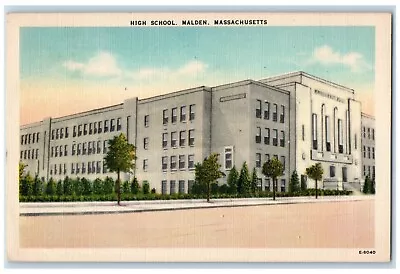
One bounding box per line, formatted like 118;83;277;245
255;100;285;123
363;165;375;178
49;161;109;176
363;146;375;159
261;178;287;192
50;140;110;157
255;153;286;171
162;104;195;126
363;126;375;140
51;127;69;140
161;130;195;149
161;180;195;195
311;112;345;153
255;127;285;147
20;149;39;160
161;154;195;172
21;132;40;145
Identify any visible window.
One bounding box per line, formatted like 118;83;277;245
363;165;366;176
273;129;278;146
54;164;57;175
103;140;108;154
312;113;318;149
73;126;77;137
78;125;82;136
72;144;76;155
71;163;75;174
273;154;278;160
179;155;185;170
35;149;39;159
280;156;286;172
264;101;270;120
59;146;63;157
280;105;285;123
225;147;233;170
32;133;36;143
102;161;107;174
180;106;186;122
51;146;54;157
110;119;115;132
51;130;55;140
255;127;261;143
179;131;186;147
264;128;270;145
363;127;366;138
163;109;168;125
23;150;26;159
20;151;23;159
27;150;31;160
281;179;286;192
24;134;28;144
89;123;93;134
188;154;195;169
76;163;80;174
82;142;87;155
96;161;101;173
179;180;185;194
368;147;371;159
354;134;357;149
88;142;92;155
265;154;270;163
330;166;336;177
256;153;261;168
65;127;68;138
256;99;262;118
104;120;109;132
82;162;86;174
325;116;331;151
55;146;59;157
144;137;149;150
20;135;24;145
97;141;101;154
161;180;168;194
162;156;168;171
171;131;177;148
363;146;366;158
88;161;92;174
280;130;285;147
273;103;278;122
60;128;64;139
143;159;148;172
189;129;195;146
170;180;176;194
372;129;375;140
162;133;168;148
84;124;88;135
372;147;375;159
94;122;97;134
98;121;103;133
117;118;122;131
144;115;149;127
189;104;196;121
265;178;270;191
338;119;343;153
63;145;67;157
302;125;305;141
171;107;177;123
367;128;371;139
56;129;59;139
170;156;177;170
188;180;194;194
373;166;375;179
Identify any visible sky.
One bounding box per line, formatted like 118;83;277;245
20;26;375;125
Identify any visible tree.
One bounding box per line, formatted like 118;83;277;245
194;153;225;202
20;172;34;196
81;178;92;196
104;133;136;205
63;176;73;196
237;162;251;195
226;165;239;194
33;175;44;196
93;178;103;195
56;180;63;196
262;158;284;201
142;181;150;195
250;167;258;194
19;162;27;182
46;178;56;196
305;162;324;199
363;176;375;194
300;174;307;191
122;181;130;194
130;177;140;194
289;170;300;193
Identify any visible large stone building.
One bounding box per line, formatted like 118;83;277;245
19;71;375;193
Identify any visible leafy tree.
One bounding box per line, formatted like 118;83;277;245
33;175;44;196
142;181;150;195
19;162;27;182
20;172;34;196
300;174;307;191
104;133;136;205
46;178;56;196
194;153;225;202
122;181;130;193
226;165;239;194
250;167;258;194
237;162;251;195
63;176;74;196
305;162;324;199
289;170;300;193
130;177;140;194
81;178;92;196
73;178;84;196
262;158;284;200
93;178;103;195
103;177;114;194
56;180;64;196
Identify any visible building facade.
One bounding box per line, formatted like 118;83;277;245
19;71;375;193
361;113;376;181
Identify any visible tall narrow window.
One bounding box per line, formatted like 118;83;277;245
255;127;261;143
264;128;270;145
170;180;176;194
143;159;148;172
330;166;336;177
73;126;77;137
325;116;331;151
265;154;270;163
179;180;185;194
273;103;278;122
256;153;261;168
162;133;168;148
161;180;167;194
179;155;185;170
171;131;177;148
273;129;278;146
56;129;59;139
88;142;92;155
104;120;109;132
372;129;375;140
144;115;149;127
188;129;195;146
97;141;101;154
280;156;286;171
280;105;285;123
225;147;233;170
312;113;318;150
20;135;24;145
372;147;375;159
51;130;55;140
64;128;68;138
72;144;76;155
170;156;177;170
93;122;97;134
83;142;87;155
280;130;285;147
103;140;108;154
180;106;186;122
59;145;63;157
302;125;305;141
264;101;270;120
354;134;358;149
110;119;115;132
144;137;149;150
189;104;195;121
188;154;195;169
363;146;366;158
179;131;186;147
60;128;64;139
64;145;68;156
363;126;366;138
162;156;168;171
89;123;93;134
163;109;168;125
98;121;103;133
117;118;122;131
171;108;177;123
256;99;262;118
367;147;371;159
338;119;343;153
55;146;59;157
84;124;88;135
367;128;371;139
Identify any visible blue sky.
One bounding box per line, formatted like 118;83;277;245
20;26;375;124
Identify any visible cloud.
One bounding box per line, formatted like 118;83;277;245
311;45;372;72
63;51;121;77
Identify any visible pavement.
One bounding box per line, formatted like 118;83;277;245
19;195;374;216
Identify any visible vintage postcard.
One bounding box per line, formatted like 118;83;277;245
6;12;392;262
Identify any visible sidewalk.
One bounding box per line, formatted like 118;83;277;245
19;195;374;216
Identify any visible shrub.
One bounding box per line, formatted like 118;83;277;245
122;181;130;193
81;178;92;196
63;176;74;196
93;178;103;195
211;182;219;194
20;173;34;196
289;171;300;193
131;177;140;194
45;178;56;196
73;178;84;196
142;181;150;195
56;180;63;196
219;184;229;194
151;188;156;194
103;177;114;194
33;175;44;196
